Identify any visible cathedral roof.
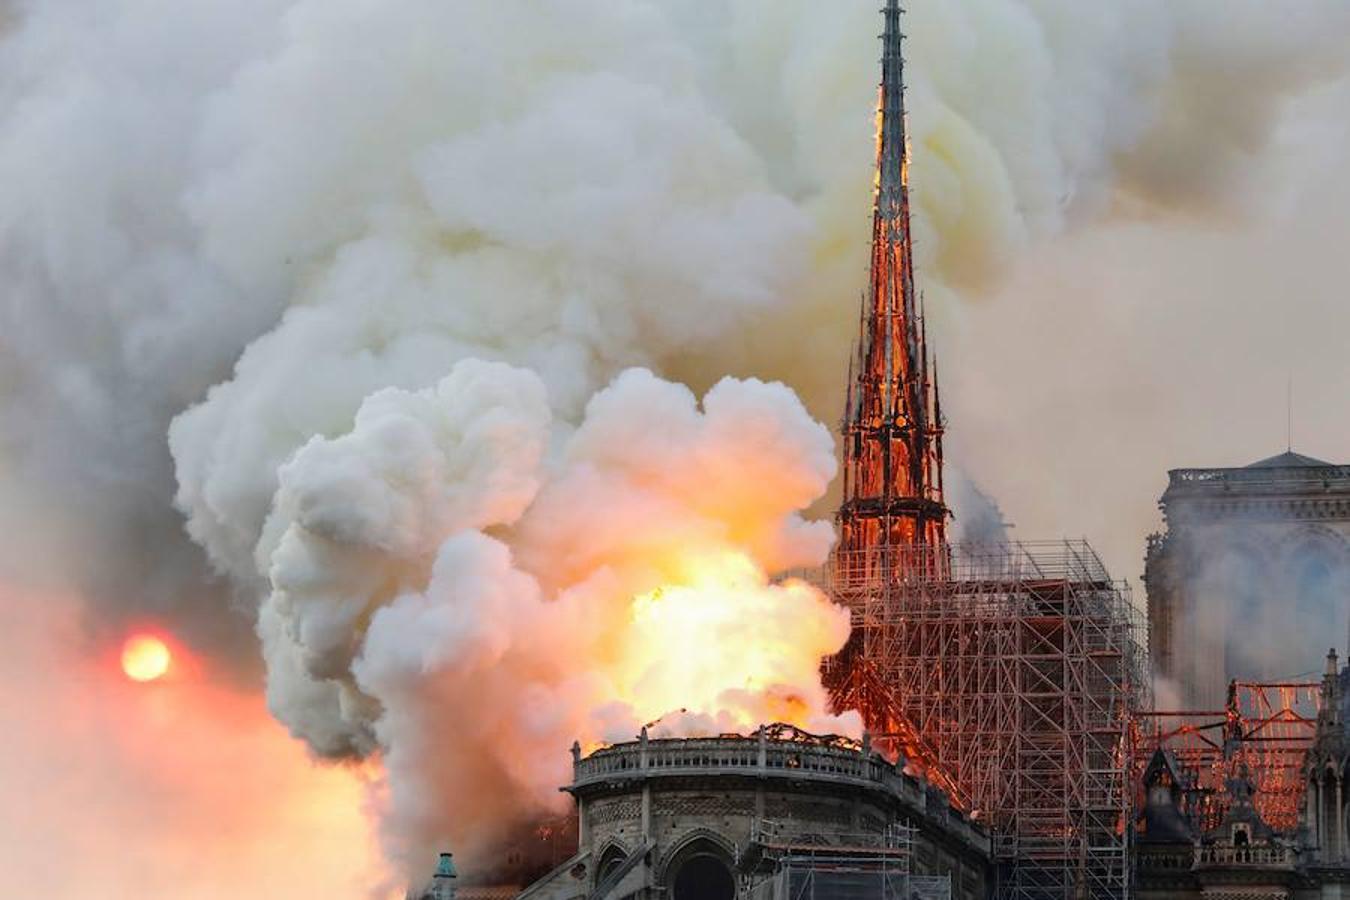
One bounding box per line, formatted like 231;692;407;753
1143;748;1188;789
1208;762;1275;844
1246;450;1333;469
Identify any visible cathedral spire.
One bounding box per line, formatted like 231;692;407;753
836;0;948;559
877;0;911;228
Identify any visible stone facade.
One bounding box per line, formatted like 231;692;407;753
1145;452;1350;706
515;725;991;900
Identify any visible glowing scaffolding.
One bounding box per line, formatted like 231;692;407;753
1132;679;1320;835
806;540;1148;900
823;6;1147;896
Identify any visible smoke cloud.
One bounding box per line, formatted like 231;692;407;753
1168;525;1350;705
259;361;851;867
2;0;1349;889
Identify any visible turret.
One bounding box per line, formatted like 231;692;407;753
1321;648;1341;729
428;852;457;900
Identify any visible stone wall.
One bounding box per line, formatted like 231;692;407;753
520;729;992;900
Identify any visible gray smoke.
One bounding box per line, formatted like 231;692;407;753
1176;526;1350;703
950;472;1011;546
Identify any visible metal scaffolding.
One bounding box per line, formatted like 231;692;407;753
744;820;951;900
1133;679;1320;834
806;540;1147;900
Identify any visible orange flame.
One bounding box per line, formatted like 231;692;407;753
612;551;852;737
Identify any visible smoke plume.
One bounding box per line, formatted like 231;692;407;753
2;0;1350;887
260;361;851;866
1174;528;1350;704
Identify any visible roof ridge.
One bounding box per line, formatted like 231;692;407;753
1246;450;1335;469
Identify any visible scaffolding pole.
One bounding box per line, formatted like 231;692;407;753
744;821;952;900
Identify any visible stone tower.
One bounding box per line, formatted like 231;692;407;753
1145;451;1350;705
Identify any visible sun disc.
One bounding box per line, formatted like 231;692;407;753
122;634;172;683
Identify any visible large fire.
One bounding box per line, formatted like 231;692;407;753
620;551;852;736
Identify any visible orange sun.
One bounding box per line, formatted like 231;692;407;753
121;634;172;683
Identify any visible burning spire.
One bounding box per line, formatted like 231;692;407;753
837;0;948;560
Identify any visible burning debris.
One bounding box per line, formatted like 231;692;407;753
1135;677;1322;834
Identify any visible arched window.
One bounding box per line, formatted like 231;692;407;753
672;855;734;900
597;844;628;884
663;836;736;900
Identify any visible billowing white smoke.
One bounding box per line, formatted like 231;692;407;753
2;0;1349;884
259;360;851;866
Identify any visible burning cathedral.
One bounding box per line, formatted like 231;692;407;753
429;4;1143;898
413;3;1349;900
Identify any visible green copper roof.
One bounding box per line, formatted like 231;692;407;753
435;853;458;878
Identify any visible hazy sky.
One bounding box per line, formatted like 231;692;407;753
947;80;1350;597
0;590;388;897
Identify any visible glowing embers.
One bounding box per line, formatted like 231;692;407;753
121;633;172;683
1134;679;1321;833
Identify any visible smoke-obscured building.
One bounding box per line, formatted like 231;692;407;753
1145;451;1350;706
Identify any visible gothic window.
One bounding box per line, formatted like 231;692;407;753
597;845;628;883
672;854;734;900
663;836;736;900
